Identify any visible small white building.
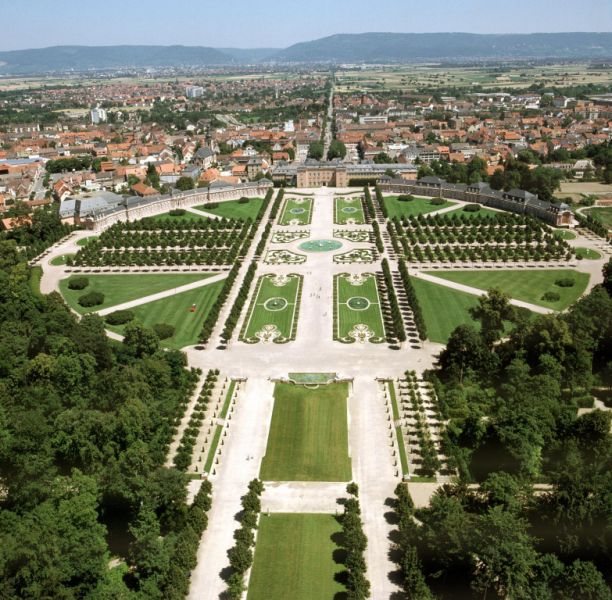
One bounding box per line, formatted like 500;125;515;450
90;107;107;124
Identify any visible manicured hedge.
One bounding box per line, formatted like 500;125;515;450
105;310;135;325
67;276;89;290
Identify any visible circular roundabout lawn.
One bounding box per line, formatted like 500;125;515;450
298;239;343;253
347;296;370;310
264;297;289;311
50;254;74;266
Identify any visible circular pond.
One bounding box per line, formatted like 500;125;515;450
347;297;371;310
298;239;343;253
263;297;288;311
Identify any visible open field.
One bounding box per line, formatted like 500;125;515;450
259;382;352;481
335;273;386;343
247;513;345;600
335;63;612;93
59;273;213;313
555;181;612;202
240;273;302;343
410;277;481;343
335;196;366;224
195;197;264;220
278;197;313;225
583;206;612;229
383;195;455;219
427;269;590;311
106;280;225;349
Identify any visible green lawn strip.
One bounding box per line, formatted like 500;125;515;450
51;254;74;266
259;382;352;481
426;269;589;311
29;266;43;297
194;197;264;220
240;274;301;342
203;424;223;473
584;206;612;229
441;205;503;219
386;380;409;476
410;277;482;343
219;380;236;419
247;513;345;600
106;280;225;349
575;247;602;260
335;274;385;341
395;426;409;476
335;196;365;224
383;195;456;219
278;197;313;225
59;273;215;314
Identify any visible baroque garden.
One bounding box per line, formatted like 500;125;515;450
34;183;611;600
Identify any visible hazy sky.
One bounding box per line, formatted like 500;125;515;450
1;0;611;50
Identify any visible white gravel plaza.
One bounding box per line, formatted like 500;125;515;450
37;185;609;600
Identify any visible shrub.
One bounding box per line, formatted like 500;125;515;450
398;194;414;202
78;291;105;307
463;203;481;212
237;196;249;204
105;310;135;325
206;202;219;209
555;277;575;288
430;197;445;206
153;323;176;340
542;291;561;302
67;276;89;290
169;209;186;216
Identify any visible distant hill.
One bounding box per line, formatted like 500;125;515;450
1;34;611;74
275;32;612;63
0;45;235;74
217;47;281;63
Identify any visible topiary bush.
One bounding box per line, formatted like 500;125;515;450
67;276;89;290
78;291;105;307
153;323;176;340
463;203;481;212
430;197;445;206
169;209;186;216
105;310;135;325
237;197;249;204
555;277;575;288
398;194;414;202
542;291;561;302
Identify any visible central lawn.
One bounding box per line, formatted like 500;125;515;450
335;196;365;224
59;273;215;314
247;513;345;600
278;197;313;225
240;274;302;342
584;206;612;229
411;277;481;343
442;205;502;220
259;382;352;481
194;197;264;220
427;269;589;311
335;274;386;342
106;279;225;349
383;195;456;219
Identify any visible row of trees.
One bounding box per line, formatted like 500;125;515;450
363;186;376;220
398;259;428;341
173;370;219;471
221;262;257;342
225;479;265;599
381;258;406;343
341;483;371;599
